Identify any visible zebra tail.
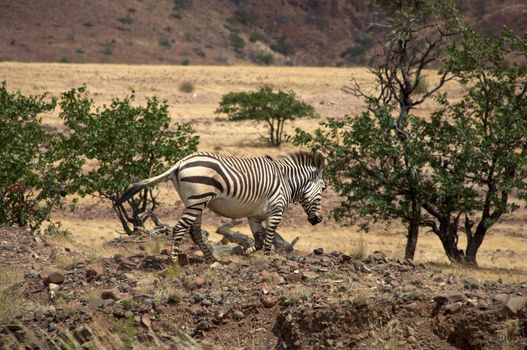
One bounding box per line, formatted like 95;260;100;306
117;164;178;204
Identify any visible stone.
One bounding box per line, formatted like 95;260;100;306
40;269;65;284
404;303;418;312
101;288;120;300
85;264;102;279
232;310;244;320
141;315;152;328
74;326;93;343
302;271;319;280
271;274;286;285
260;296;278;308
48;283;61;293
285;273;302;284
504;295;527;316
202;299;213;307
313;248;324;255
446;302;462;314
495;293;509;303
124;311;134;319
407;336;418;344
196;320;211;331
463;278;480;290
210;262;223;269
48;322;57;332
194;276;206;288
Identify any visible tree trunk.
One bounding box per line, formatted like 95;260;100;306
439;222;465;263
404;198;420;260
465;227;486;266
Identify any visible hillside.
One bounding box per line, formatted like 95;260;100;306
0;0;526;66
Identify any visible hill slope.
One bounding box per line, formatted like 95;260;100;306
0;0;526;66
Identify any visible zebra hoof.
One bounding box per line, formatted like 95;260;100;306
244;246;257;255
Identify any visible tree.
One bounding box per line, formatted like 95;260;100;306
216;85;316;146
0;82;83;231
421;28;527;265
60;87;199;235
296;0;462;260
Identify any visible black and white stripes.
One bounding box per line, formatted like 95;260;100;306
119;151;326;262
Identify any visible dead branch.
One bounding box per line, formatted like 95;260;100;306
216;219;299;253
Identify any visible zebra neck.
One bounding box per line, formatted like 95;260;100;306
276;162;310;204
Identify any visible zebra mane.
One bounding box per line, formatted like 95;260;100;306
275;151;324;171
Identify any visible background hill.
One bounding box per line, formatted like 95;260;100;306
1;0;526;66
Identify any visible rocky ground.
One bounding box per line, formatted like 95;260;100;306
1;226;526;349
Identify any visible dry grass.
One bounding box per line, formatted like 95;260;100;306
1;62;525;283
0;267;24;323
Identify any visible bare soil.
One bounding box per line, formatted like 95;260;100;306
1;227;526;349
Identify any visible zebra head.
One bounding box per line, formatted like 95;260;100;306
299;151;326;225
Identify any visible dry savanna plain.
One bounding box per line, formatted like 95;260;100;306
2;61;527;283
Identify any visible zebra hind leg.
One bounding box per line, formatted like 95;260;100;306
190;225;216;263
245;216;265;256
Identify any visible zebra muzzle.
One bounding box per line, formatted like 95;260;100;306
308;214;322;225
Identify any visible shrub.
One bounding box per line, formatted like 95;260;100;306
59;87;199;234
159;38;172;49
230;33;245;52
252;53;274;65
180;58;190;65
0;83;83;231
179;81;194;93
270;36;294;56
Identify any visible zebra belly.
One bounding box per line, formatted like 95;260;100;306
208;197;266;219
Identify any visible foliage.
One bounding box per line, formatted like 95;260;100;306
0;82;83;231
270;36;295;56
230;33;245;52
59;86;199;234
294;0;464;261
252;53;274;65
340;32;374;64
422;28;527;264
216;85;316;146
179;81;195;93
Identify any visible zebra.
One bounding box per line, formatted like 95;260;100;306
118;151;326;262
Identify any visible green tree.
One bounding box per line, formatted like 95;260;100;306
59;87;199;235
296;0;462;260
421;28;527;265
0;82;83;231
216;86;316;146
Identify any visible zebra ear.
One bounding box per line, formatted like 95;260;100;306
314;151;324;170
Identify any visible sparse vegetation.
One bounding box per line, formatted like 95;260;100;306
158;38;172;49
179;81;194;93
230;33;245;52
270;36;295;56
252;53;274;65
180;58;191;65
101;39;116;55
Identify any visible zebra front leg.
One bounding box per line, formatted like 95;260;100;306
244;211;283;256
244;216;265;255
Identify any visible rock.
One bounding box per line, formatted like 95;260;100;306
302;271;319;280
141;315;152;328
214;310;225;321
407;335;418;344
202;299;213;307
495;293;509;303
124;311;134;319
196;320;212;331
192;250;204;258
313;248;324;255
447;294;467;303
260;296;278;308
101;288;120;300
194;276;206;288
210;262;223;269
26;270;40;279
463;277;480;290
232;310;244;321
48;322;57;332
40;269;65;284
85;264;102;279
272;274;286;285
504;295;527;316
404;303;418;312
48;283;61;293
446;302;462;314
398;265;413;272
285;273;302;284
74;326;93;343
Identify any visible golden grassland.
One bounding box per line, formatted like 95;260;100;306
1;62;526;282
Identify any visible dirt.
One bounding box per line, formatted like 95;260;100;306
1;226;526;349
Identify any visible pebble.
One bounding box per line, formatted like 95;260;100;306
313;248;324;255
260;296;278;308
232;310;244;320
196;320;212;331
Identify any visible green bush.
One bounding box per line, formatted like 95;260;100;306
59;87;199;234
252;53;274;65
270;36;294;56
230;33;245;52
0;82;83;231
